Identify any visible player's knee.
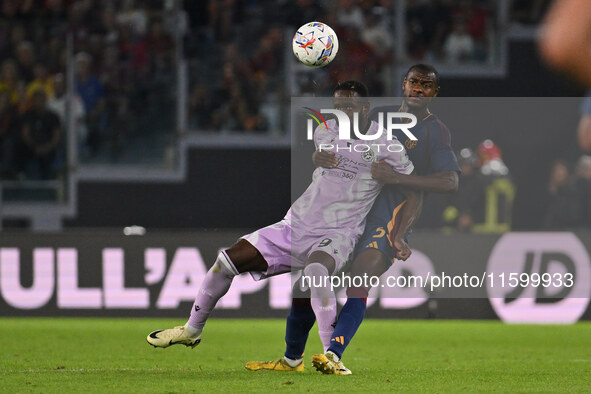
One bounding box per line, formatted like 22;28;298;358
303;262;330;279
350;249;389;278
213;252;239;278
225;239;268;273
346;286;369;299
302;262;332;292
307;251;336;274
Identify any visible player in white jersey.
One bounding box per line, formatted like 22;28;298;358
146;82;420;372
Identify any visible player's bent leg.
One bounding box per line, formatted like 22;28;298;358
304;251;337;351
147;241;267;349
312;249;390;373
245;295;314;372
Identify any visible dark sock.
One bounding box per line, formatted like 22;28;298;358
327;297;367;359
284;298;316;360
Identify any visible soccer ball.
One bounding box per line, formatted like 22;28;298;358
292;22;339;67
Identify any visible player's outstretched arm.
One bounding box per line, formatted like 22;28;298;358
539;0;591;87
393;185;423;261
371;161;458;193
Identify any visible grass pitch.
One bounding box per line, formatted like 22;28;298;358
1;318;590;392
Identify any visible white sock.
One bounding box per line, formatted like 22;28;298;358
184;322;201;338
304;263;337;351
283;356;303;367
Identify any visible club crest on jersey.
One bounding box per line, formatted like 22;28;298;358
362;149;376;162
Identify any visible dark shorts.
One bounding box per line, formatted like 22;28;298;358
353;192;408;263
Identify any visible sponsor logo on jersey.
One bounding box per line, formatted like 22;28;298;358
318;238;332;247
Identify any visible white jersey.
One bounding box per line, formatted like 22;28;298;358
288;118;413;241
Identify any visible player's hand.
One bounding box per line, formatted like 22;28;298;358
371;160;398;184
393;237;411;261
313;150;338;168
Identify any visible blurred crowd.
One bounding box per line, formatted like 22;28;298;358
187;0;499;133
0;0;177;180
407;0;495;64
544;156;591;230
0;0;545;179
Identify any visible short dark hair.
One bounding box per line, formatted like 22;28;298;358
405;64;440;87
333;80;369;97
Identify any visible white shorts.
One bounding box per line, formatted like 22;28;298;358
241;219;355;281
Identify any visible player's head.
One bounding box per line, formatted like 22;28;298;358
333;80;370;125
402;64;440;109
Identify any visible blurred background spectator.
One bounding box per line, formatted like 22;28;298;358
75;52;106;157
442;140;515;234
17;89;61;180
0;90;18;178
48;72;86;151
442;147;485;232
572;155;591;228
543;159;579;229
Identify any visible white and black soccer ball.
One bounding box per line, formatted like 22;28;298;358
292;22;339;67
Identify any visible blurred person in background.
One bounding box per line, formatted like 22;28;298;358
472;139;515;233
0;90;18;178
442;147;485;232
208;0;245;43
7;24;26;59
25;63;54;100
0;59;21;105
75;52;106;156
361;8;393;66
17;89;61;180
15;40;35;83
335;0;365;30
48;73;86;152
443;18;475;63
543;159;580;229
572;155;591;228
406;0;452;61
116;0;148;37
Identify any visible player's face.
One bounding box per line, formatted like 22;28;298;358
333;89;369;125
402;69;439;109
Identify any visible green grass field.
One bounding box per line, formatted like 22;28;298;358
1;318;590;392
